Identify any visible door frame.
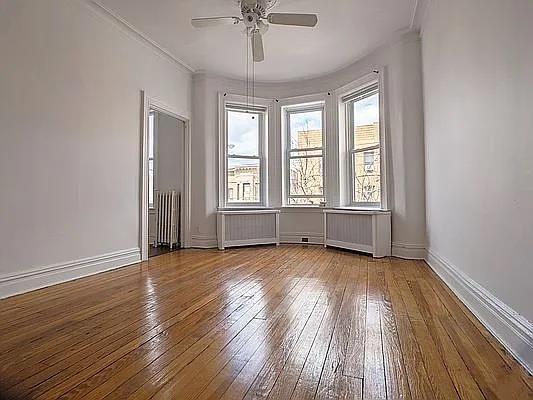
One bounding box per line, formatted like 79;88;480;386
140;90;191;261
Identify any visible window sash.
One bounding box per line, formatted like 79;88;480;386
341;83;379;104
287;106;324;151
346;82;383;207
285;104;325;206
287;155;324;194
350;149;381;206
224;106;266;206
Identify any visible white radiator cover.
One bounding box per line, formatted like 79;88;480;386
217;209;280;250
323;209;391;257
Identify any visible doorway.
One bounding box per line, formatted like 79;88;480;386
140;92;191;261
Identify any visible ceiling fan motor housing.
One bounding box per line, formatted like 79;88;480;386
240;0;276;21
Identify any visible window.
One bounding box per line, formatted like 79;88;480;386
225;104;265;206
148;111;155;208
344;83;382;206
285;104;325;205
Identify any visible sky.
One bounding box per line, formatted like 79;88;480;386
228;110;259;156
354;93;379;126
228;110;260;167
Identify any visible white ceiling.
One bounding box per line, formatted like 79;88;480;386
94;0;417;82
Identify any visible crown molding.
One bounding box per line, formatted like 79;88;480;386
82;0;195;74
410;0;432;33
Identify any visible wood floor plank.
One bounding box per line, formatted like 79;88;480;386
384;260;436;400
315;253;363;400
0;246;530;400
380;259;412;400
343;254;367;379
362;260;387;400
30;247;306;399
409;279;485;400
4;248;282;395
289;255;348;400
147;248;334;400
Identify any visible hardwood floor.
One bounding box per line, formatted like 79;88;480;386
0;245;531;399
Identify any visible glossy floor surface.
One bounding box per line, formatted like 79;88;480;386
0;245;531;399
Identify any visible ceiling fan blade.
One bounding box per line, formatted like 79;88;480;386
251;31;264;62
191;17;240;28
267;13;318;27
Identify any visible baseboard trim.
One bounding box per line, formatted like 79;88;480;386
0;248;141;300
190;235;218;249
392;242;427;259
426;249;533;375
280;232;324;245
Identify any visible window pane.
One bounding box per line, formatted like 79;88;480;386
289;157;323;197
353;93;379;150
227;110;259;156
227;158;260;203
148;158;154;207
289;110;322;150
353;149;381;203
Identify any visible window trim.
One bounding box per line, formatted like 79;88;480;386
283;102;326;206
339;73;388;210
148;110;157;210
219;94;271;209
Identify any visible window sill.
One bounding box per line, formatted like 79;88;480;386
219;205;272;211
326;207;391;215
218;207;280;215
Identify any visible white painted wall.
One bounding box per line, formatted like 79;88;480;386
157;113;185;195
0;0;191;293
422;0;533;322
191;32;426;254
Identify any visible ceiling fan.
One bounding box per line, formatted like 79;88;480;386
191;0;318;62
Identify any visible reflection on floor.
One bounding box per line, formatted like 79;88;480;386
0;245;531;399
149;244;179;258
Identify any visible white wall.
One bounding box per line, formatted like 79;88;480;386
0;0;191;295
422;0;533;323
191;32;426;254
157;112;185;194
422;0;533;371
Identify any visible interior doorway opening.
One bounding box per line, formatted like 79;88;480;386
147;108;186;258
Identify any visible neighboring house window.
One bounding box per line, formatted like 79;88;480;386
364;150;375;173
225;104;266;206
344;83;382;207
148;111;155;208
285;103;325;205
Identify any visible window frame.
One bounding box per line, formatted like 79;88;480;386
220;99;268;208
343;79;386;209
284;102;326;207
148;110;157;209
